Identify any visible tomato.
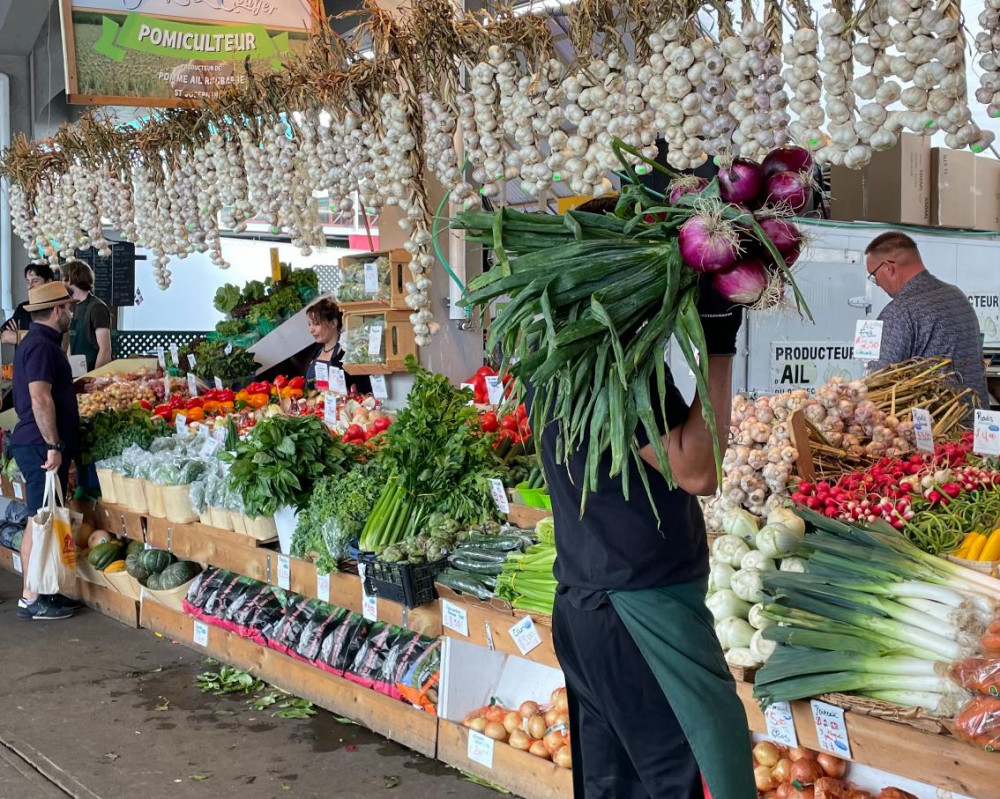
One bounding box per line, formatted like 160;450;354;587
500;415;518;432
515;403;527;421
480;412;500;433
475;366;496;378
345;424;364;439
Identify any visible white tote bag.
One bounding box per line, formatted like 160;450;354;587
26;471;78;596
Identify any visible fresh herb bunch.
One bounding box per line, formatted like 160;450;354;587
81;408;171;465
188;339;258;381
225;415;363;517
215;319;250;338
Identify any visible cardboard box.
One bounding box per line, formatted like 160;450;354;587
829;164;866;222
931;148;977;228
975;157;1000;233
865;133;931;226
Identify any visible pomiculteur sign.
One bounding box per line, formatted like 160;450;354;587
59;0;320;106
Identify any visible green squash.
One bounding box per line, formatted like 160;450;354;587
125;549;152;581
88;542;124;570
156;561;202;590
146;572;162;591
126;539;144;558
139;548;175;574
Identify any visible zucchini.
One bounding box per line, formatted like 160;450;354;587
466;535;522;552
436;569;493;600
448;555;504;575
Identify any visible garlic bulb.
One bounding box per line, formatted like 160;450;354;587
975;0;1000;123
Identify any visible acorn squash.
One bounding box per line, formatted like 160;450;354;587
88;541;124;570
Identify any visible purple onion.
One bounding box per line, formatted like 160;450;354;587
713;258;769;306
758;216;803;259
668;176;709;205
718;157;765;205
761;146;814;178
678;214;740;273
764;170;813;214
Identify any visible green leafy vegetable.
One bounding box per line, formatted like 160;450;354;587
81;408;171;465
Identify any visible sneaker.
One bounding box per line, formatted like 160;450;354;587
46;594;84;611
16;597;74;620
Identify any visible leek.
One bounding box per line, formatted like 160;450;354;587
754;671;954;706
860;690;968;716
755;645;946;685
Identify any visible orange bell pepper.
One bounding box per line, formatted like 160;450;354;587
280;386;304;399
202;400;221;414
235;389;251;403
219;401;235;414
249;393;269;409
185;407;206;422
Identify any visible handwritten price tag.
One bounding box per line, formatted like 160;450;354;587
467;730;495;769
489;478;509;514
441;599;469;636
175;413;187;435
214;376;224;391
12;482;23;501
853;319;883;361
164;374;171;399
187;353;197;369
974;409;1000;457
169;344;179;365
317;572;331;603
314;362;329;391
364;261;380;294
911;408;935;453
485;375;504;405
362;591;378;622
811;700;852;759
330;368;348;395
199;437;221;459
368;325;383;358
156;346;166;368
277;554;291;591
12;552;22;574
324;393;338;428
370;374;388;399
764;701;798;747
509;616;543;656
187;373;198;398
193;621;209;647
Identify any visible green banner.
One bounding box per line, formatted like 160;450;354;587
93;13;288;69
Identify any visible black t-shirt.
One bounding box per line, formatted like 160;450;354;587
535;368;709;600
2;302;32;332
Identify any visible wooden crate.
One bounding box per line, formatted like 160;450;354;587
0;545;20;575
343;309;417;372
338;248;411;311
141;600;438;758
437;719;572;799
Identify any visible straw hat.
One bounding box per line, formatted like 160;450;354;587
23;283;79;312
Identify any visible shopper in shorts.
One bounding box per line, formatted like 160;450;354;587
9;282;83;620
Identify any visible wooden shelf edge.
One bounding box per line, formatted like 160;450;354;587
140;600;438;758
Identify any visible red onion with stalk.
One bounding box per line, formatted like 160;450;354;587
678;208;742;273
764;171;814;215
667;176;709;205
762;146;814;178
758;216;803;262
713;258;770;306
716;155;765;206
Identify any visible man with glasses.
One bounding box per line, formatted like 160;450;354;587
1;264;57;345
864;232;989;408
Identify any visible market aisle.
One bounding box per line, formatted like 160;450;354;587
0;572;496;799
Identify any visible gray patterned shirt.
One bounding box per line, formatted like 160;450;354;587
871;270;990;408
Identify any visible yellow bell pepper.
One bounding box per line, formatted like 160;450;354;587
968;532;989;561
980;529;1000;562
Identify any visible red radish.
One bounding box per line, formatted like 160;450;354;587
678;212;741;273
713;258;769;305
762;146;814;177
764;171;813;214
717;156;765;205
668;175;709;205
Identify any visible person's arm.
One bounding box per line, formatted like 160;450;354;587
28;380;62;471
868;303;913;373
95;327;112;369
2;308;23;344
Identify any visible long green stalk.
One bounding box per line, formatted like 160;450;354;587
756;646;945;685
754;672;954;706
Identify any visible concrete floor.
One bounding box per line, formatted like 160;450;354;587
0;570;500;799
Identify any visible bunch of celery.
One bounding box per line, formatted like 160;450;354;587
495;541;557;615
753;508;1000;717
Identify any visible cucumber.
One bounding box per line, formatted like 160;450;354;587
436;569;493;600
452;546;509;563
448;555;505;575
466;535;522;552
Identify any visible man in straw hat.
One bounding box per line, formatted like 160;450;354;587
8;282;83;620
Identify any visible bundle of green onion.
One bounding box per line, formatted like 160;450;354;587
754;508;1000;717
495;540;557;615
454;139;810;513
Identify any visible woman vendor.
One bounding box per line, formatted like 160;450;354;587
304;298;371;395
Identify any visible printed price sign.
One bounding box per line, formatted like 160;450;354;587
214;376;224;392
175;413;187;435
810;700;852;758
199;437;221;459
224;342;234;356
187;353;197;369
12;482;23;501
362;591;378;622
12;552;22;574
193;621;209;647
764;701;798;747
467;730;495;769
489;478;510;515
314;362;329;391
974;409;1000;457
277;554;291;591
509;616;543;656
441;599;469;636
156;346;165;368
330;368;348;395
911;408;935;453
169;344;179;365
187;373;198;398
370;374;388;399
368;325;383;357
324;393;338;428
853;319;883;361
485;375;504;405
164;374;171;399
364;261;380;294
316;572;331;603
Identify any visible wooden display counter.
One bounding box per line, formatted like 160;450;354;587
141;600;438;758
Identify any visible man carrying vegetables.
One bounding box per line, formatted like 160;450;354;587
535;202;754;798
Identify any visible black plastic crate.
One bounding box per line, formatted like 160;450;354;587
357;551;448;608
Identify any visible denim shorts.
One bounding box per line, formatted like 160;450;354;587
10;445;70;517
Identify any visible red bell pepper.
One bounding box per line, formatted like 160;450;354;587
169;396;183;410
274;375;288;389
216;388;235;402
153;403;172;420
288;376;305;390
372;417;392;433
184;397;205;410
136;400;153;411
475;366;496;378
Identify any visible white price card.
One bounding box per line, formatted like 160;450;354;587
277;554;291;590
489;478;510;515
509;616;543;656
911;408;935;453
164;374;171;399
193;621;209;647
316;572;331;603
314;362;329;391
764;701;798;748
370;374;388;399
364;261;380;294
853;319;883;361
224;341;234;356
156;346;166;368
441;599;469;637
362;591;378;622
484;621;495;651
324;392;338;428
175;413;187;435
187;353;197;369
169;344;179;365
810;700;852;759
12;482;23;501
214;376;224;391
11;552;22;573
187;373;198;398
330;367;348;395
199;437;221;458
368;325;383;357
485;375;504;405
467;730;495;769
974;409;1000;457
